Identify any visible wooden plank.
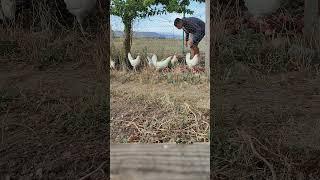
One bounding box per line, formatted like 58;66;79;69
205;0;210;78
110;143;210;180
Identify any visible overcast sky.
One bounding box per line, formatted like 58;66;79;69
111;1;205;35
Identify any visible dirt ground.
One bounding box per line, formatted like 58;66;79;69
212;62;320;179
223;67;320;148
110;70;210;143
110;59;320;178
3;49;318;179
0;60;108;179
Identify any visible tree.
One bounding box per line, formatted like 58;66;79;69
205;0;210;78
303;0;320;41
111;0;204;69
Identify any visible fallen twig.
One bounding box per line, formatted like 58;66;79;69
78;161;107;180
239;130;277;180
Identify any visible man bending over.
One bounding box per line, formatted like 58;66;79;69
174;17;205;57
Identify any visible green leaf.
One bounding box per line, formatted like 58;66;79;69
110;0;204;57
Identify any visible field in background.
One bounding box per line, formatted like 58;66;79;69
111;37;207;67
112;37;206;55
110;37;210;144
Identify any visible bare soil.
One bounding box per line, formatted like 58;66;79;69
212;62;320;179
224;70;320;148
0;60;108;179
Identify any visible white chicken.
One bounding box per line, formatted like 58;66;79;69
151;54;172;71
128;52;141;72
0;8;3;20
186;53;199;70
146;56;154;67
63;0;97;36
243;0;280;17
110;59;115;69
146;54;158;68
171;54;178;66
1;0;16;21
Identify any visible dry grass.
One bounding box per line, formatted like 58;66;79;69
212;69;320;179
111;67;208;84
0;25;108;179
110;34;210;144
2;1;319;179
210;3;320;179
0;1;109;179
111;88;209;143
110;66;210;143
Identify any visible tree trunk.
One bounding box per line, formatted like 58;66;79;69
96;0;107;32
304;0;319;41
205;0;210;79
96;0;108;75
124;21;133;70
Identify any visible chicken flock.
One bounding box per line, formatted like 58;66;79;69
110;52;205;74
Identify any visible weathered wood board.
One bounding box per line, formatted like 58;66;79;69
110;143;210;180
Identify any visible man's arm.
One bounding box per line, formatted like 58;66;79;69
181;17;190;41
185;32;189;42
184;32;189;47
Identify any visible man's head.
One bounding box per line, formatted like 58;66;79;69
174;18;183;29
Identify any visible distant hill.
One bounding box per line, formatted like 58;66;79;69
112;30;182;39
